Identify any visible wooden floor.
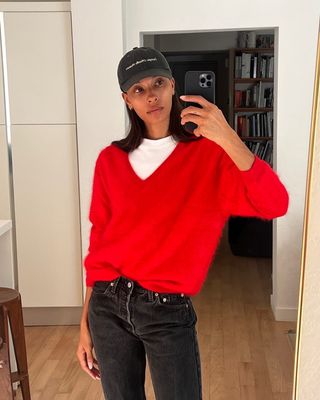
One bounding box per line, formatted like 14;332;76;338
16;227;296;399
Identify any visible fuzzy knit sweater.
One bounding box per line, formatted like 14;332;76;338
84;136;289;295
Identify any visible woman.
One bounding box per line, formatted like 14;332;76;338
77;46;289;400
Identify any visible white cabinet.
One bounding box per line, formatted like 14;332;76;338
4;11;76;124
0;220;14;288
0;47;5;125
11;124;82;307
0;5;82;315
0;126;10;218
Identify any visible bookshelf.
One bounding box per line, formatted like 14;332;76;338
228;47;274;166
228;45;274;259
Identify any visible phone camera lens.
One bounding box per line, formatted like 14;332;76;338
200;77;206;84
207;81;211;87
207;74;212;80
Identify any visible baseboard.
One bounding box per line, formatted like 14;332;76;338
270;294;298;322
22;307;82;326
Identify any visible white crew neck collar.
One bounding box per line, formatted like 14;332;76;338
142;135;176;146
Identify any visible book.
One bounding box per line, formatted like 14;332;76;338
241;53;252;78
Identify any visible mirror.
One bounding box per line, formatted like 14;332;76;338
141;29;296;399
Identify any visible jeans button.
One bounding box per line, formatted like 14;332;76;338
127;282;132;288
155;293;159;296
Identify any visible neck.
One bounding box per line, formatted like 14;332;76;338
144;120;170;140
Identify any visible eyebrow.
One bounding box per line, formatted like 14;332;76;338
132;76;163;88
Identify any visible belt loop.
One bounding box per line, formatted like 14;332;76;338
147;289;154;302
110;276;121;294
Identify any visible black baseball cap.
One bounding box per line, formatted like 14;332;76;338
117;46;173;92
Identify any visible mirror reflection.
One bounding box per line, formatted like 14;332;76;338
0;5;300;400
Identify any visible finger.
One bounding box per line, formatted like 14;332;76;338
84;347;95;369
181;114;202;126
92;358;100;371
87;367;100;380
77;348;100;380
78;351;99;379
180;94;211;108
180;106;205;118
91;365;101;380
86;353;101;378
193;128;203;137
84;363;100;380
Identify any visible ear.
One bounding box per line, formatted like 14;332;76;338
122;92;132;109
170;77;175;95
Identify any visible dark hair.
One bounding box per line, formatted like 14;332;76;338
111;88;202;153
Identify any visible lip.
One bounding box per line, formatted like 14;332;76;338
147;107;163;114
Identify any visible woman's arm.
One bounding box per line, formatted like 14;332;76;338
77;286;101;380
77;150;111;379
80;286;93;328
215;130;289;219
215;128;255;171
84;150;112;287
179;95;289;220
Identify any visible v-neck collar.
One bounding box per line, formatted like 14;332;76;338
125;140;183;183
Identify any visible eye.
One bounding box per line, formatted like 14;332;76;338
155;78;164;86
132;78;164;94
134;86;143;94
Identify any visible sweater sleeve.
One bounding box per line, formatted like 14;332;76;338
219;152;290;220
83;151;112;287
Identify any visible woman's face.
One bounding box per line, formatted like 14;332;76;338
121;75;175;124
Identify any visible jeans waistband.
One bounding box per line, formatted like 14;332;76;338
96;276;188;302
117;276;148;293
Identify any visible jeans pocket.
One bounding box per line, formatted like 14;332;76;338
153;293;195;324
155;293;190;306
186;297;197;324
92;280;115;296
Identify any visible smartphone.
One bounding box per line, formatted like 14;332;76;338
183;71;216;134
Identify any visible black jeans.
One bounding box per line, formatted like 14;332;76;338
88;275;202;400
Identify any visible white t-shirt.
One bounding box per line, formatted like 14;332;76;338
128;135;178;180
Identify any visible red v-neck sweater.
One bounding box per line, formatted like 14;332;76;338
84;137;289;295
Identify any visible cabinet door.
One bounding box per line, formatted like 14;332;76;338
12;124;82;307
0;47;5;125
0;45;10;218
4;12;75;124
0;126;11;219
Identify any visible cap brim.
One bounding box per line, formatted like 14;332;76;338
122;69;173;92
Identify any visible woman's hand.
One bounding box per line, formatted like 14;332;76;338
76;322;101;380
180;95;235;145
180;94;255;170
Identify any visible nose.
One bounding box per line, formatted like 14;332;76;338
146;88;158;103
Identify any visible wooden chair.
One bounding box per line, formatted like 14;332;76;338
0;335;14;399
0;288;31;399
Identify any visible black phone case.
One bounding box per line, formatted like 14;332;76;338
183;71;215;134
